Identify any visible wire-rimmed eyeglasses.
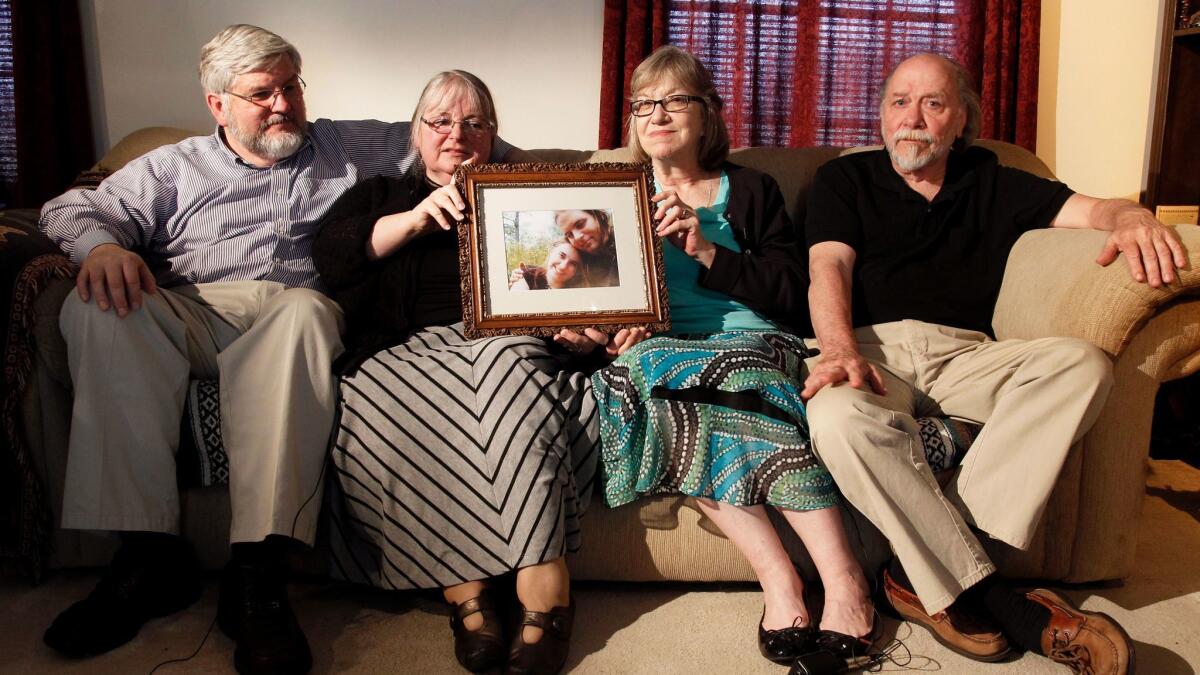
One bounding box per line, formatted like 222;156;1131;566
420;116;494;137
225;76;307;109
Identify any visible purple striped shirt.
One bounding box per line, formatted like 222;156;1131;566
39;119;510;290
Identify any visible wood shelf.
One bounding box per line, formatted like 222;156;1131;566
1147;1;1200;209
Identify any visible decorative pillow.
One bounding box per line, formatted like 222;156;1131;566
176;379;229;488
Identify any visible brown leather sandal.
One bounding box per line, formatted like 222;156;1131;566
450;589;508;672
505;600;574;675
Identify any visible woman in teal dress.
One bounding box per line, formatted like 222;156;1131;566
591;46;877;665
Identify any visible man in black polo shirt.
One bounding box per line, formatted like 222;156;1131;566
802;53;1183;674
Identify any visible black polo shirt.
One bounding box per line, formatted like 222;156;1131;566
805;146;1074;336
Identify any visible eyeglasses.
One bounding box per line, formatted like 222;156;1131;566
421;116;494;137
225;77;306;109
629;94;703;117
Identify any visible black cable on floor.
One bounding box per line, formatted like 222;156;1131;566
146;611;218;674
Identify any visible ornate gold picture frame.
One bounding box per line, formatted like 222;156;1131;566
455;162;670;338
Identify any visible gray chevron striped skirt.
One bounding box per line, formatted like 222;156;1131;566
324;324;599;590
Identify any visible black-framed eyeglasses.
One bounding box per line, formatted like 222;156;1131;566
629;94;703;117
421;116;494;137
225;76;306;109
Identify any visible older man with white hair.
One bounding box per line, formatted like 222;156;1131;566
802;53;1183;674
38;24;516;675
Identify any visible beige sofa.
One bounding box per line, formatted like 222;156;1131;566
21;127;1200;584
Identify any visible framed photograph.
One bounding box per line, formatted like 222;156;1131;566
454;162;670;338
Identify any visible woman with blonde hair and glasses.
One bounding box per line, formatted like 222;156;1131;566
591;46;879;665
314;70;594;675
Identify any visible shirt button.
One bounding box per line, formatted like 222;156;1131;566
276;189;285;197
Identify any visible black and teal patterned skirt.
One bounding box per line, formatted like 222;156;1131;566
591;330;838;512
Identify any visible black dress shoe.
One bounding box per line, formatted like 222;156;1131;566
43;538;202;657
450;589;508;672
758;609;814;664
505;599;573;675
217;560;312;675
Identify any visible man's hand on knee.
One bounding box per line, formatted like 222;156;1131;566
801;349;887;400
77;244;158;317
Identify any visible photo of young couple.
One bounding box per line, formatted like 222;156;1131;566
505;208;620;291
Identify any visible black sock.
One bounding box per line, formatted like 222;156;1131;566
231;539;283;569
119;531;186;560
980;581;1051;654
886;557;915;592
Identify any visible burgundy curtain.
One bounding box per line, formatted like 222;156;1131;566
599;0;1042;152
598;0;670;149
958;0;1042;150
6;0;94;208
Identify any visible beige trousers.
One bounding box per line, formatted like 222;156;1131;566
805;320;1112;614
59;281;344;546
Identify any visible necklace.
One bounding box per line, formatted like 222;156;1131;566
659;172;718;208
701;175;716;208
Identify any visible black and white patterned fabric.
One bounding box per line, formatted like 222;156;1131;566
188;379;228;485
324;323;598;590
918;416;981;473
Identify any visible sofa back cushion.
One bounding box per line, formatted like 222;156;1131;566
95;128;1056;236
528;139;1054;235
92;126;200;173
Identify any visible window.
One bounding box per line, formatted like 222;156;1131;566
668;0;965;147
0;1;16;198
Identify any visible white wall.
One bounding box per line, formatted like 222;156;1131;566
84;0;1166;200
79;0;605;158
1037;0;1165;201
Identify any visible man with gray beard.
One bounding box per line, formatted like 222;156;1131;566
37;24;516;675
800;54;1183;674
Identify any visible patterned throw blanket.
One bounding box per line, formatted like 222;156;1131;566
0;209;76;582
0;204;230;583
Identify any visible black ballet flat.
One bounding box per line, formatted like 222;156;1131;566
811;625;877;658
787;623;882;675
758;609;814;664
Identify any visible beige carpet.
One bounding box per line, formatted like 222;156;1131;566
3;459;1198;674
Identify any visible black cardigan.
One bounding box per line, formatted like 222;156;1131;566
700;162;811;335
312;172;460;368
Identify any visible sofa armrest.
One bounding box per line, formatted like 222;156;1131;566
993;224;1200;361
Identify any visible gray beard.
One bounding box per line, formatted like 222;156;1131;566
885;130;948;172
227;114;306;161
888;144;938;171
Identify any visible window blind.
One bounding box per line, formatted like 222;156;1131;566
0;1;16;194
668;0;963;148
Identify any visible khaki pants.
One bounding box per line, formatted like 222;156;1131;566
59;281;344;546
805;320;1112;614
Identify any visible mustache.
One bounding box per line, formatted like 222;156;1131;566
259;114;295;132
891;129;936;144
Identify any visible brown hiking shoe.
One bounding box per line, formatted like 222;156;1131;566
883;569;1011;662
1026;589;1134;675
